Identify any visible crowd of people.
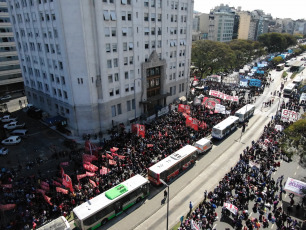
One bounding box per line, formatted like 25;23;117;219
0;63;304;229
178;96;305;229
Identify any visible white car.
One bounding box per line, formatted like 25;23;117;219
4;121;25;130
0;147;8;155
1;136;21;145
1;115;17;123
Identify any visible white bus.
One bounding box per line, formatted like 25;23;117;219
148;145;198;185
234;104;255;123
283;83;296;97
211;116;239;140
276;63;285;71
73;175;149;229
38;216;70;230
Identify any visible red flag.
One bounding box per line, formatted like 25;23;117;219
112;152;119;157
86;171;95;177
41;181;49;188
106;153;113;159
36;189;46;195
147;144;154;148
186;116;193;127
100;166;110;175
178;104;185;112
82;154;98;163
192;118;199;131
60;166;64;177
56;187;69;194
77;174;87;181
117;155;126;160
165;131;168;136
83;162;98;172
109;159;117;165
43;194;53;205
138;125;145;138
89;179;97;188
53;180;62;187
158;131;162;139
78;181;82;190
185;105;191;114
1;184;12;189
60;162;69;166
110;147;119;152
0;204;16;211
62;174;74;192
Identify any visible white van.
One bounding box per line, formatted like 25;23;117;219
194;138;213;154
10;129;28;138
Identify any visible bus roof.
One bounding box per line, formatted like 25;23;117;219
73;175;148;220
277;63;285;66
149;145;198;174
38;216;70;230
212;116;239;131
234;104;255;115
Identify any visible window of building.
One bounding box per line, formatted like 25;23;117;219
107;59;112;68
122;11;126;21
111;105;116;117
122;28;127;36
111;27;116;36
113;58;118;67
117;104;122;114
124;57;128;65
123;42;127;51
115;88;120;95
114;73;119;81
127;100;131;111
105;28;110;37
125;71;129;79
106;43;111;53
110;11;116;21
109;89;114;97
144;13;149;21
112;43;117;52
108;74;113;83
125;84;129;92
129;42;133;51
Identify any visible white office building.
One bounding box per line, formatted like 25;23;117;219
7;0;193;136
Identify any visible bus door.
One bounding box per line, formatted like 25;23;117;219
115;201;122;215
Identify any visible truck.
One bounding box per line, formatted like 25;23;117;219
3;121;26;130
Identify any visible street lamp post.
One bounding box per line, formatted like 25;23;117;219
160;179;169;230
134;78;142;123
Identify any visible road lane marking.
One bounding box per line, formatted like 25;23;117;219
213;224;217;229
294;172;297;175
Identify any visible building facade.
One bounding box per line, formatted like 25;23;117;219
0;0;23;96
8;0;193;136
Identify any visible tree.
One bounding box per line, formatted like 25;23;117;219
280;118;306;163
272;56;283;65
258;33;297;53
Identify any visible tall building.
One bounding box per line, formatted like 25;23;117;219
8;0;193;136
237;11;252;40
0;0;23;95
208;4;235;42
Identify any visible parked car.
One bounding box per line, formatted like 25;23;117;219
10;129;28;138
0;95;12;101
0;147;8;155
1;136;21;145
4;121;26;130
27;107;43;119
1;115;17;123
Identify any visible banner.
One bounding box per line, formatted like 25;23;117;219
202;97;220;109
89;179;97;188
223;203;238;215
178;104;185;113
249;79;262;87
56;187;69;194
62;174;74;192
209;90;239;102
118;155;126;160
110;147;119;152
249;161;261;170
284;177;306;196
1;184;12;189
86;171;95;177
214;104;226;114
100;166;110;175
185;116;193;127
83;162;98;172
77;174;87;181
0;204;16;211
281;109;299;122
191;118;199;131
106;153;113;159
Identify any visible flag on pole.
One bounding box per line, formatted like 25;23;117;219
89;179;97;188
56;187;69;194
62;174;74;192
100;166;110;175
43;194;53;205
77;174;87;181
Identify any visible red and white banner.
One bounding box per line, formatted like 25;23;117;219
62;174;74;192
77;174;87;181
281;109;299;122
178;104;191;114
209;90;239;102
83;162;98;172
0;204;16;211
224;203;238;215
284;177;306;196
100;166;110;175
132;124;145;138
86;171;95;177
89;179;97;188
56;187;69;194
1;184;12;189
202;97;221;109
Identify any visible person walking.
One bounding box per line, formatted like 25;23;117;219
189;201;193;213
164;190;167;199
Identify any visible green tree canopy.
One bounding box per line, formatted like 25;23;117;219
258;32;297;53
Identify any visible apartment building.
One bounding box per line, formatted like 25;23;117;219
8;0;193;136
0;0;23;95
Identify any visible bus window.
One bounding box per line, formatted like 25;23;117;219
83;215;96;226
115;201;122;214
95;208;107;221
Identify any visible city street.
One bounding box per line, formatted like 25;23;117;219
97;60;306;229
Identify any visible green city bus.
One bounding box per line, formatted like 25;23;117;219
73;174;149;230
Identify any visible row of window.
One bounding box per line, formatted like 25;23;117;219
12;11;56;24
22;56;63;71
169;70;185;80
111;99;135;118
13;0;54;9
169;83;185;96
108;70;134;83
16;27;58;40
170;1;188;11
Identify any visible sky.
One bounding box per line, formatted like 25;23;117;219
194;0;305;20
